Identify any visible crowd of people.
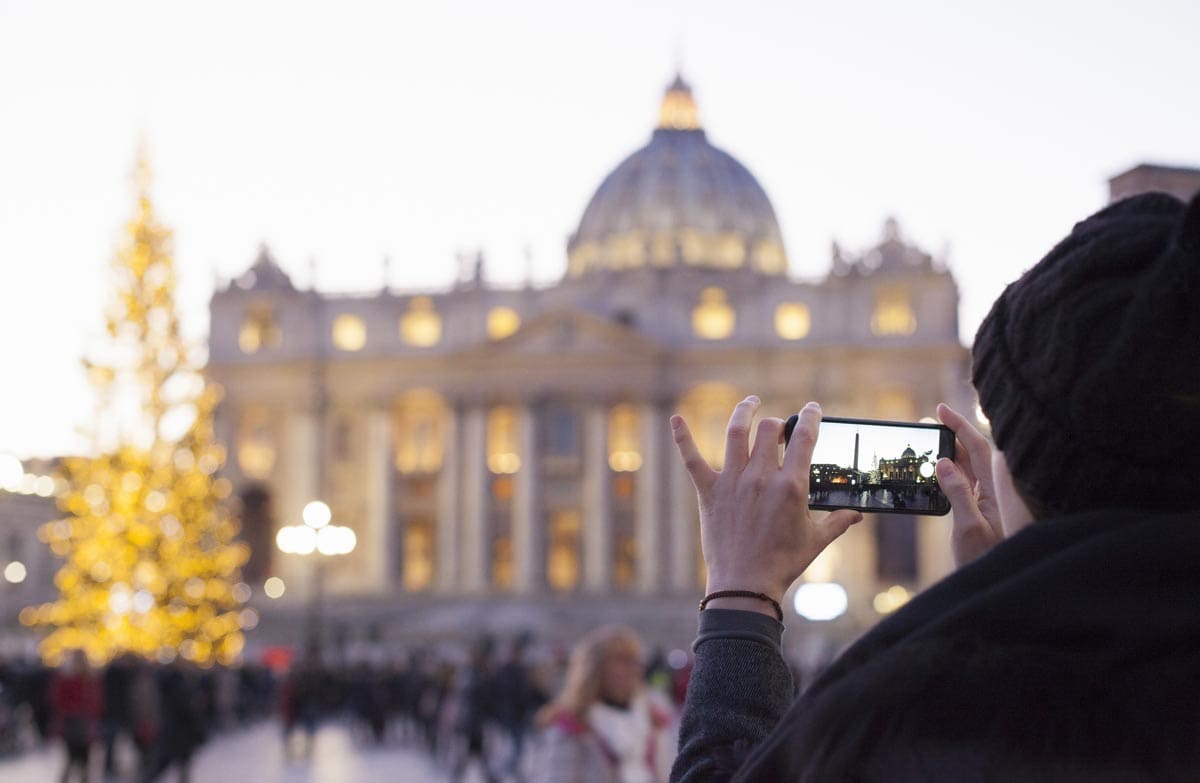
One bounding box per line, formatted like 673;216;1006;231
0;628;694;782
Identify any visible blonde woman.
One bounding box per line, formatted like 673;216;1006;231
534;625;675;783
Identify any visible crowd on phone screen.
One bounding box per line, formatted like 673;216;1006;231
0;626;702;783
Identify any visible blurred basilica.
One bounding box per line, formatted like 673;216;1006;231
209;76;973;655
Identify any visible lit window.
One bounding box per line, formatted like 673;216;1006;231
492;536;514;590
613;534;637;591
547;510;581;592
332;314;367;351
394;389;448;474
775;303;811;340
753;241;787;274
692;287;735;340
487;406;521;474
238;307;280;354
237;407;275;479
678;383;742;469
487;307;521;340
400;297;441;347
402;516;435;592
870;287;917;336
608;404;642;472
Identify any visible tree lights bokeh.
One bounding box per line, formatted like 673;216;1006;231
23;150;250;667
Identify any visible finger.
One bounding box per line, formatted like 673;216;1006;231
936;458;998;566
722;396;761;473
782;401;821;475
952;436;979;488
748;417;785;472
671;415;717;496
814;508;865;549
937;403;994;487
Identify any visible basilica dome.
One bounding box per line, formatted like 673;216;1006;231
567;76;788;277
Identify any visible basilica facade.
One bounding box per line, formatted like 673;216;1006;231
208;76;973;655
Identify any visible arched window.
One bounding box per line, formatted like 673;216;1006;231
332;314;367;351
400;297;442;347
239;306;280;354
692;287;735;340
236;406;276;479
487;306;521;340
775;302;811;340
871;287;917;336
393;389;448;474
608;404;642;472
547;509;581;592
487;406;521;474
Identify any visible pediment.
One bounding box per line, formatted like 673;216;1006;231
464;308;661;359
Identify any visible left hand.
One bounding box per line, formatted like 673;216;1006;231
671;397;864;611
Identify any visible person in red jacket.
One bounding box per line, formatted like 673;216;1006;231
50;650;103;783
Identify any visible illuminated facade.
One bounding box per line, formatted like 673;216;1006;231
208;75;973;650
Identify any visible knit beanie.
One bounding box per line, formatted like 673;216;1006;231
971;191;1200;515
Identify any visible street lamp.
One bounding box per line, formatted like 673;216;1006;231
275;500;356;659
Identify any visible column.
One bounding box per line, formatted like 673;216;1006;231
668;422;698;594
459;405;488;593
362;406;392;593
512;403;541;594
635;402;665;594
435;405;461;594
582;404;612;593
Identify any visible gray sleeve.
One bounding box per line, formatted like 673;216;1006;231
669;609;793;783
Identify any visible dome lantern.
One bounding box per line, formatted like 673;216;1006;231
658;74;701;131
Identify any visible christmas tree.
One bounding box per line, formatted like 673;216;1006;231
27;149;250;666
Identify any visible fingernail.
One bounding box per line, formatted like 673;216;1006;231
935;458;954;478
804;401;820;411
670;415;682;430
746;395;760;405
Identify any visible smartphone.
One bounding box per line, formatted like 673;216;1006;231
783;414;955;516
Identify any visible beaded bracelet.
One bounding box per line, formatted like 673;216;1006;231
699;590;783;622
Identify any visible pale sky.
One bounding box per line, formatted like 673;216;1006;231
811;421;942;472
1;0;1197;459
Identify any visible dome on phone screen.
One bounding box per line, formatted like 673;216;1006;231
566;74;788;277
901;445;916;458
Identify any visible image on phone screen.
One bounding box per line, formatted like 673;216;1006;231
785;415;955;516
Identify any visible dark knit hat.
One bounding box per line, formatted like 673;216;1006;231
971;191;1200;515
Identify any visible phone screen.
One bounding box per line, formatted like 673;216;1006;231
784;415;955;516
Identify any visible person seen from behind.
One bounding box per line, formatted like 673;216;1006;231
669;192;1200;781
534;624;676;783
49;649;102;783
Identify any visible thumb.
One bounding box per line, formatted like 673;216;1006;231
815;508;864;549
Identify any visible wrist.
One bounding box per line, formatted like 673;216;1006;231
701;587;785;621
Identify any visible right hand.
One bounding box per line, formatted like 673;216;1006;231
935;402;1004;567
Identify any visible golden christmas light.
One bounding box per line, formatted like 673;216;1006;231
30;147;250;667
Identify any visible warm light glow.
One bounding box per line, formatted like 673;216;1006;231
4;561;27;584
400;296;442;347
332;314;367;351
775;303;811;340
263;577;286;599
487;406;521;474
658;78;701;130
692;287;735;340
0;454;23;491
237;406;276;479
871;286;917;336
487;306;521;340
876;390;917;422
239;307;280;354
608;404;642;472
793;582;848;621
302;500;332;529
394;389;448;474
403;517;435;592
975;402;991;429
873;584;912;614
547;510;581;592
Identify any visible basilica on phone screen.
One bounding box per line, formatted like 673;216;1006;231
200;75;1189;661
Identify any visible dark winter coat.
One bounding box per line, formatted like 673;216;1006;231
672;510;1200;782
